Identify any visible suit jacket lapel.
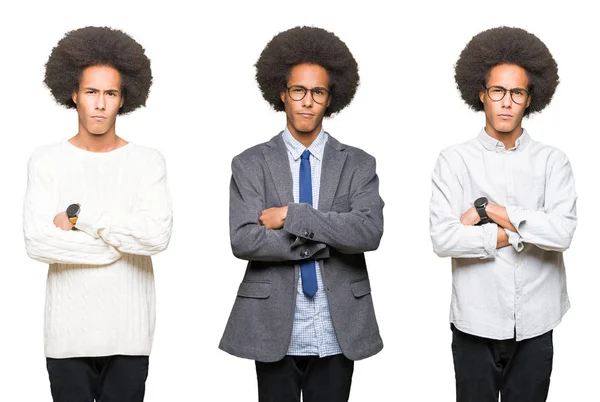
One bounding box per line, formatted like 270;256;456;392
319;134;347;212
263;133;294;206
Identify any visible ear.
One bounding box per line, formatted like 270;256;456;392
280;89;286;104
119;96;125;109
479;89;485;104
72;90;78;105
326;95;332;108
526;95;532;108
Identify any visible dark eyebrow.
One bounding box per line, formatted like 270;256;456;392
82;87;121;93
489;85;528;91
288;85;329;91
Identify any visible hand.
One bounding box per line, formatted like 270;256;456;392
259;206;288;230
460;206;481;226
497;226;509;248
485;203;517;232
53;212;74;231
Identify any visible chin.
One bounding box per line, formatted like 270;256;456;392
493;123;518;134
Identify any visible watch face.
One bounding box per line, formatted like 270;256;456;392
66;204;80;217
474;197;488;208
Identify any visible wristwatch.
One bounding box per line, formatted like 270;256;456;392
474;197;493;225
66;203;80;226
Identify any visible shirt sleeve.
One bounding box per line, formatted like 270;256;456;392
504;228;524;252
74;152;173;256
429;150;498;259
23;152;122;265
506;151;577;252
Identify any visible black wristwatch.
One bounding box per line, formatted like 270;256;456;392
474;197;493;225
66;203;80;228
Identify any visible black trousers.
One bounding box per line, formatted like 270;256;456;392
46;355;149;402
255;354;354;402
451;324;553;402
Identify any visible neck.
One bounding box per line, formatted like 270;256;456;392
287;124;322;148
69;132;127;153
484;124;523;150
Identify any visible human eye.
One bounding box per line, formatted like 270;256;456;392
490;87;505;93
291;86;305;93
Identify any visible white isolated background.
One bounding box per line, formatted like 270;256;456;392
0;1;597;401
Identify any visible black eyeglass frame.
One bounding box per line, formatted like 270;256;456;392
285;85;331;104
484;85;531;105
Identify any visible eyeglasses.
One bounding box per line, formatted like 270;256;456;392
286;85;330;104
485;86;530;105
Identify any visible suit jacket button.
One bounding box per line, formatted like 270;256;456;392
309;232;314;239
304;230;310;237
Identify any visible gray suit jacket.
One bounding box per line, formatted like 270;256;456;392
219;133;384;362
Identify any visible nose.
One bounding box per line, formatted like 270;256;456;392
96;93;106;110
302;92;313;107
500;92;513;108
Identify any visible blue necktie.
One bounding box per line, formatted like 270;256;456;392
299;150;318;298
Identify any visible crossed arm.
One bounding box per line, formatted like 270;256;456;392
458;203;512;249
430;150;577;259
23;152;173;265
229;154;384;261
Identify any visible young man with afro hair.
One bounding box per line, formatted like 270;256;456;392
430;26;577;401
220;26;384;401
23;26;172;401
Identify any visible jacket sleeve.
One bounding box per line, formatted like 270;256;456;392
74;152;173;256
506;151;577;252
282;155;384;254
429;150;498;259
23;153;122;265
229;155;329;262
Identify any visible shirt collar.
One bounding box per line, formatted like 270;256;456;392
282;126;328;161
478;128;530;153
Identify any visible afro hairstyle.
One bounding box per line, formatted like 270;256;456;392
255;26;359;117
455;26;559;116
44;26;152;115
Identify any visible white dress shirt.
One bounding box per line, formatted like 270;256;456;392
430;128;577;341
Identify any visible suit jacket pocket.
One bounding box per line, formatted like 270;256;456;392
350;277;371;298
237;281;271;299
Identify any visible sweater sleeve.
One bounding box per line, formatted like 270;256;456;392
74;152;173;256
23;152;122;265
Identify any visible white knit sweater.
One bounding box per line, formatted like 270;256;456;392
23;141;172;358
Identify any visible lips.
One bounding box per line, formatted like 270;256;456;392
298;113;314;118
91;115;107;121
